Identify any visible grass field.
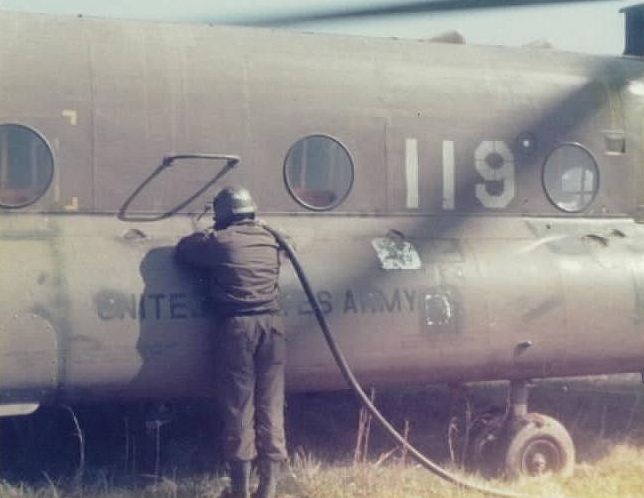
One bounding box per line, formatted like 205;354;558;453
0;375;641;498
0;444;641;498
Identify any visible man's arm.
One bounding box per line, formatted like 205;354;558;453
175;231;218;269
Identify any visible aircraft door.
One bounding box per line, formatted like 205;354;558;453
0;315;58;406
0;214;68;407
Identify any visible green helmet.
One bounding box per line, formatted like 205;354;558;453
213;186;256;228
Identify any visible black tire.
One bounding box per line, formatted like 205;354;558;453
504;412;575;479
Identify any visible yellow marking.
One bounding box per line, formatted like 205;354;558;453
62;109;78;126
64;196;79;212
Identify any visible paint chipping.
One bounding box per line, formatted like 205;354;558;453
425;293;452;326
371;236;421;270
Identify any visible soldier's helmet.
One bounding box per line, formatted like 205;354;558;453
213;186;257;228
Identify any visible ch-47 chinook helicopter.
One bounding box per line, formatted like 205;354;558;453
0;0;643;481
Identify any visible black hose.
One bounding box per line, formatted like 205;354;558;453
263;223;525;498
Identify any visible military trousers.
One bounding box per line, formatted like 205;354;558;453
216;313;287;462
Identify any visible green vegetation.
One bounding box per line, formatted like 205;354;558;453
0;445;641;498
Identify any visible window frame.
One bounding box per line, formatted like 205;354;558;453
0;123;55;209
542;142;599;214
283;134;355;211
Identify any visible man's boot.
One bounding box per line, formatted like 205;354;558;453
255;458;279;498
228;460;251;498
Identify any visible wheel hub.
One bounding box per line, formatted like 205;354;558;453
521;438;561;476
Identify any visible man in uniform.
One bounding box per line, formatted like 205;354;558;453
175;186;286;498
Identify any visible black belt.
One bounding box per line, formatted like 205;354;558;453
222;309;279;318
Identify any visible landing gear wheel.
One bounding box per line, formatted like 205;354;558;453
504;413;575;479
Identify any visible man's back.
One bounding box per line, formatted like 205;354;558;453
175;220;281;317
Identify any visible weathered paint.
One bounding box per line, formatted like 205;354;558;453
0;11;642;405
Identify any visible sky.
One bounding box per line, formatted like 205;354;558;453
0;0;638;55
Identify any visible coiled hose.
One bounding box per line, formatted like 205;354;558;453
262;223;525;498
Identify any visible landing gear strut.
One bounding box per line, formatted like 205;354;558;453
448;380;575;479
504;381;575;478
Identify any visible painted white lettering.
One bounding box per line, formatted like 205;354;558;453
475;141;515;209
405;138;420;209
442;140;455;210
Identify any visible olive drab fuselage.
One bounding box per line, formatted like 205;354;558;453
0;11;643;412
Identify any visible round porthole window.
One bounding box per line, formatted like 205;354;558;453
284;135;354;211
0;124;54;208
543;143;598;213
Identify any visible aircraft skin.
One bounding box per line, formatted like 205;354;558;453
0;10;643;417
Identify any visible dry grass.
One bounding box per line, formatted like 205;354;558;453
0;445;641;498
0;375;641;498
284;444;644;498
